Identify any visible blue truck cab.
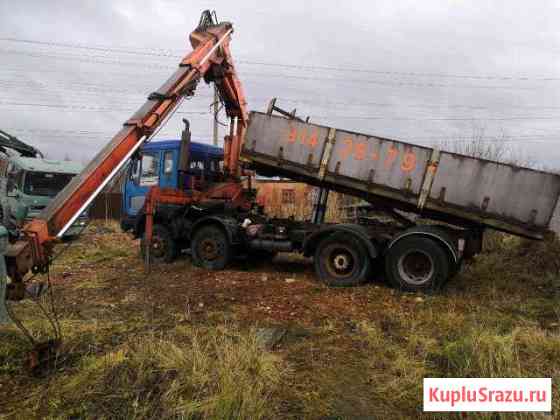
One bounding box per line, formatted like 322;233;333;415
121;139;224;232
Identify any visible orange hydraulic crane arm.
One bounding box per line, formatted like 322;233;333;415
204;27;248;175
8;11;247;281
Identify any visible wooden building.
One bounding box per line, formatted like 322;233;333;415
89;174;355;224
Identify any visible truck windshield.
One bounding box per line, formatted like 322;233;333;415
23;171;75;197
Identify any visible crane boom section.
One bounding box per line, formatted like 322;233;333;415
14;16;247;273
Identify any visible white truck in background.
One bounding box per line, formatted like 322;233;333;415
0;130;88;237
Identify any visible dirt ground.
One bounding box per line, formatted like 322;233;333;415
1;222;559;419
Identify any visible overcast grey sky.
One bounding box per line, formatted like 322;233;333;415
0;0;559;168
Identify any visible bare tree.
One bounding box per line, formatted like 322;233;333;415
437;123;536;168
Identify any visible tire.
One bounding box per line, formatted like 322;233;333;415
140;224;177;263
385;236;450;292
314;233;371;287
191;225;231;270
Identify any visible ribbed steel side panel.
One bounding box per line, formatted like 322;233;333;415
243;111;560;237
326;130;432;195
430;153;560;228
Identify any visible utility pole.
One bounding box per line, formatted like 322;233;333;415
213;86;219;146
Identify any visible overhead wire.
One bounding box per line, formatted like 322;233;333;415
0;45;556;91
1;100;559;123
4;78;560;112
1;37;559;152
1;36;559;81
3;126;558;146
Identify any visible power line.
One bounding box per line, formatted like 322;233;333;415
0;47;548;90
0;65;169;80
2;101;560;123
5;127;557;139
1;38;558;155
272;96;560;111
0;80;220;104
5;127;557;146
1;36;559;82
238;60;560;82
309;114;560;121
6;127;215;137
0;37;180;58
0;101;211;115
0;48;175;70
237;71;543;91
3;77;560;112
3;78;560;118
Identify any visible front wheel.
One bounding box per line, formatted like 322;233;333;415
191;225;231;270
385;236;450;292
314;233;371;287
140;224;177;263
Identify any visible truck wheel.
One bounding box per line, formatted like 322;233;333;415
141;224;177;263
385;236;450;292
314;233;371;287
191;225;231;270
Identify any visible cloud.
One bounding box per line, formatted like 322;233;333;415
0;0;558;168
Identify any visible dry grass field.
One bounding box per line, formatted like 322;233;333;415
0;221;559;419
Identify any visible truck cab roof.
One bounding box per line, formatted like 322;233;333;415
10;155;83;174
143;139;223;158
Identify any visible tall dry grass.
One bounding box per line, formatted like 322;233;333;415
353;233;560;419
358;317;560;419
13;325;286;420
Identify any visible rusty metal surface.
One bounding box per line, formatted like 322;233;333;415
243;112;560;237
245;113;329;169
326;130;432;195
430;153;560;228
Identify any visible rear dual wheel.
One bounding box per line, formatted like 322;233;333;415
314;233;453;292
385;236;450;292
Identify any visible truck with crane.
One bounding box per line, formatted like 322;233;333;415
1;10;560;368
122;98;560;290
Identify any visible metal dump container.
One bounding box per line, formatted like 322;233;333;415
242;111;560;239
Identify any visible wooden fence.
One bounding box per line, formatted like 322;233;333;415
89;192;123;220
